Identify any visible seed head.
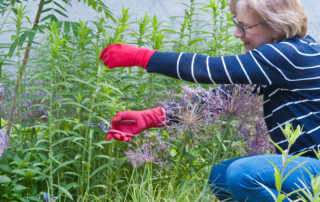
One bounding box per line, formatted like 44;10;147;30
161;84;274;155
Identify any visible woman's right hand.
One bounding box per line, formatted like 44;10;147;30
106;107;166;142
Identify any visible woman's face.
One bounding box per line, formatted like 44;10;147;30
234;9;278;52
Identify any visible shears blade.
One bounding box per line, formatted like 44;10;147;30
86;120;136;133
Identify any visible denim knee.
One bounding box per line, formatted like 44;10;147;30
209;158;242;201
225;155;279;202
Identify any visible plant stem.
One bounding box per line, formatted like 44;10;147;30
84;64;103;199
199;118;233;201
6;0;45;137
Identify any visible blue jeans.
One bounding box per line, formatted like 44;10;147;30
209;154;320;202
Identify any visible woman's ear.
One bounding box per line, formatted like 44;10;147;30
273;32;285;42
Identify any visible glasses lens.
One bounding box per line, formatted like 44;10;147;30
232;17;245;36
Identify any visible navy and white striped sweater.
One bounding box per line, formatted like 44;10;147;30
147;35;320;157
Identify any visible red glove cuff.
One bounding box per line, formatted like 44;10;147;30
136;48;158;69
144;106;166;128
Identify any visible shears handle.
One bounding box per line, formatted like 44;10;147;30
112;120;136;125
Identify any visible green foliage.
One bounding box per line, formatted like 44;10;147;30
0;140;50;201
259;123;320;202
0;0;248;201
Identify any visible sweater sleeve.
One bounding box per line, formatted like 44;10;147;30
147;41;320;88
146;50;274;85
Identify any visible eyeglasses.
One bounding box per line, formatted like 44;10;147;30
231;16;264;36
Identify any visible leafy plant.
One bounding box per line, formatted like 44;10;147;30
258;123;309;201
0;0;254;200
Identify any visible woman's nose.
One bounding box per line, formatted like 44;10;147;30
234;27;243;38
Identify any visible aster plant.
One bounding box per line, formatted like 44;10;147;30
0;83;12;121
0;129;9;158
125;132;170;168
0;82;48;124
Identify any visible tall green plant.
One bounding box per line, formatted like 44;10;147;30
258;123;308;201
6;5;31;144
5;0;44;137
4;0;113;137
201;0;240;56
168;0;205;53
46;21;66;199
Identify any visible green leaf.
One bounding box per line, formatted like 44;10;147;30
188;38;205;46
0;165;12;172
267;159;282;191
68;77;95;88
63;21;71;34
53;184;73;200
52;136;76;146
256;181;277;201
65;171;81;178
53;1;67;12
93;155;111;160
99;83;123;95
277;194;287;202
12;169;26;177
92;184;108;189
53;8;67;18
282;161;307;183
73;122;85;130
90;163;109;178
40;8;54;14
25;196;41;201
41;14;58;22
285;150;308;166
0;175;11;183
52;160;77;174
14;184;28;191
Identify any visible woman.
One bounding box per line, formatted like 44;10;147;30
99;0;320;201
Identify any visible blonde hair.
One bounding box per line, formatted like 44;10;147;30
229;0;308;39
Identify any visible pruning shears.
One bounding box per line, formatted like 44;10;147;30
86;120;136;133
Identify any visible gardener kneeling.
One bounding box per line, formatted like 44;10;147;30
99;0;320;201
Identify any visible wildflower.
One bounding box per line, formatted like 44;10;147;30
21;90;48;122
238;120;275;155
42;192;58;202
163;85;216;133
0;129;9;158
0;83;13;120
0;83;5;100
0;82;49;123
213;85;263;122
125;132;170;168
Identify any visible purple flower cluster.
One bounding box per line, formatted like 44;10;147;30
20;90;49;122
42;192;58;202
0;82;49;123
125;132;170;168
163;85;216;133
124;84;275;167
0;83;13;120
238;120;275;155
0;129;9;158
162;84;274;155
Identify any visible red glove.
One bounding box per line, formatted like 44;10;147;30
99;44;157;69
107;107;166;142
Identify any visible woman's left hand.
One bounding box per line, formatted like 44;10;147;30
99;44;157;69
